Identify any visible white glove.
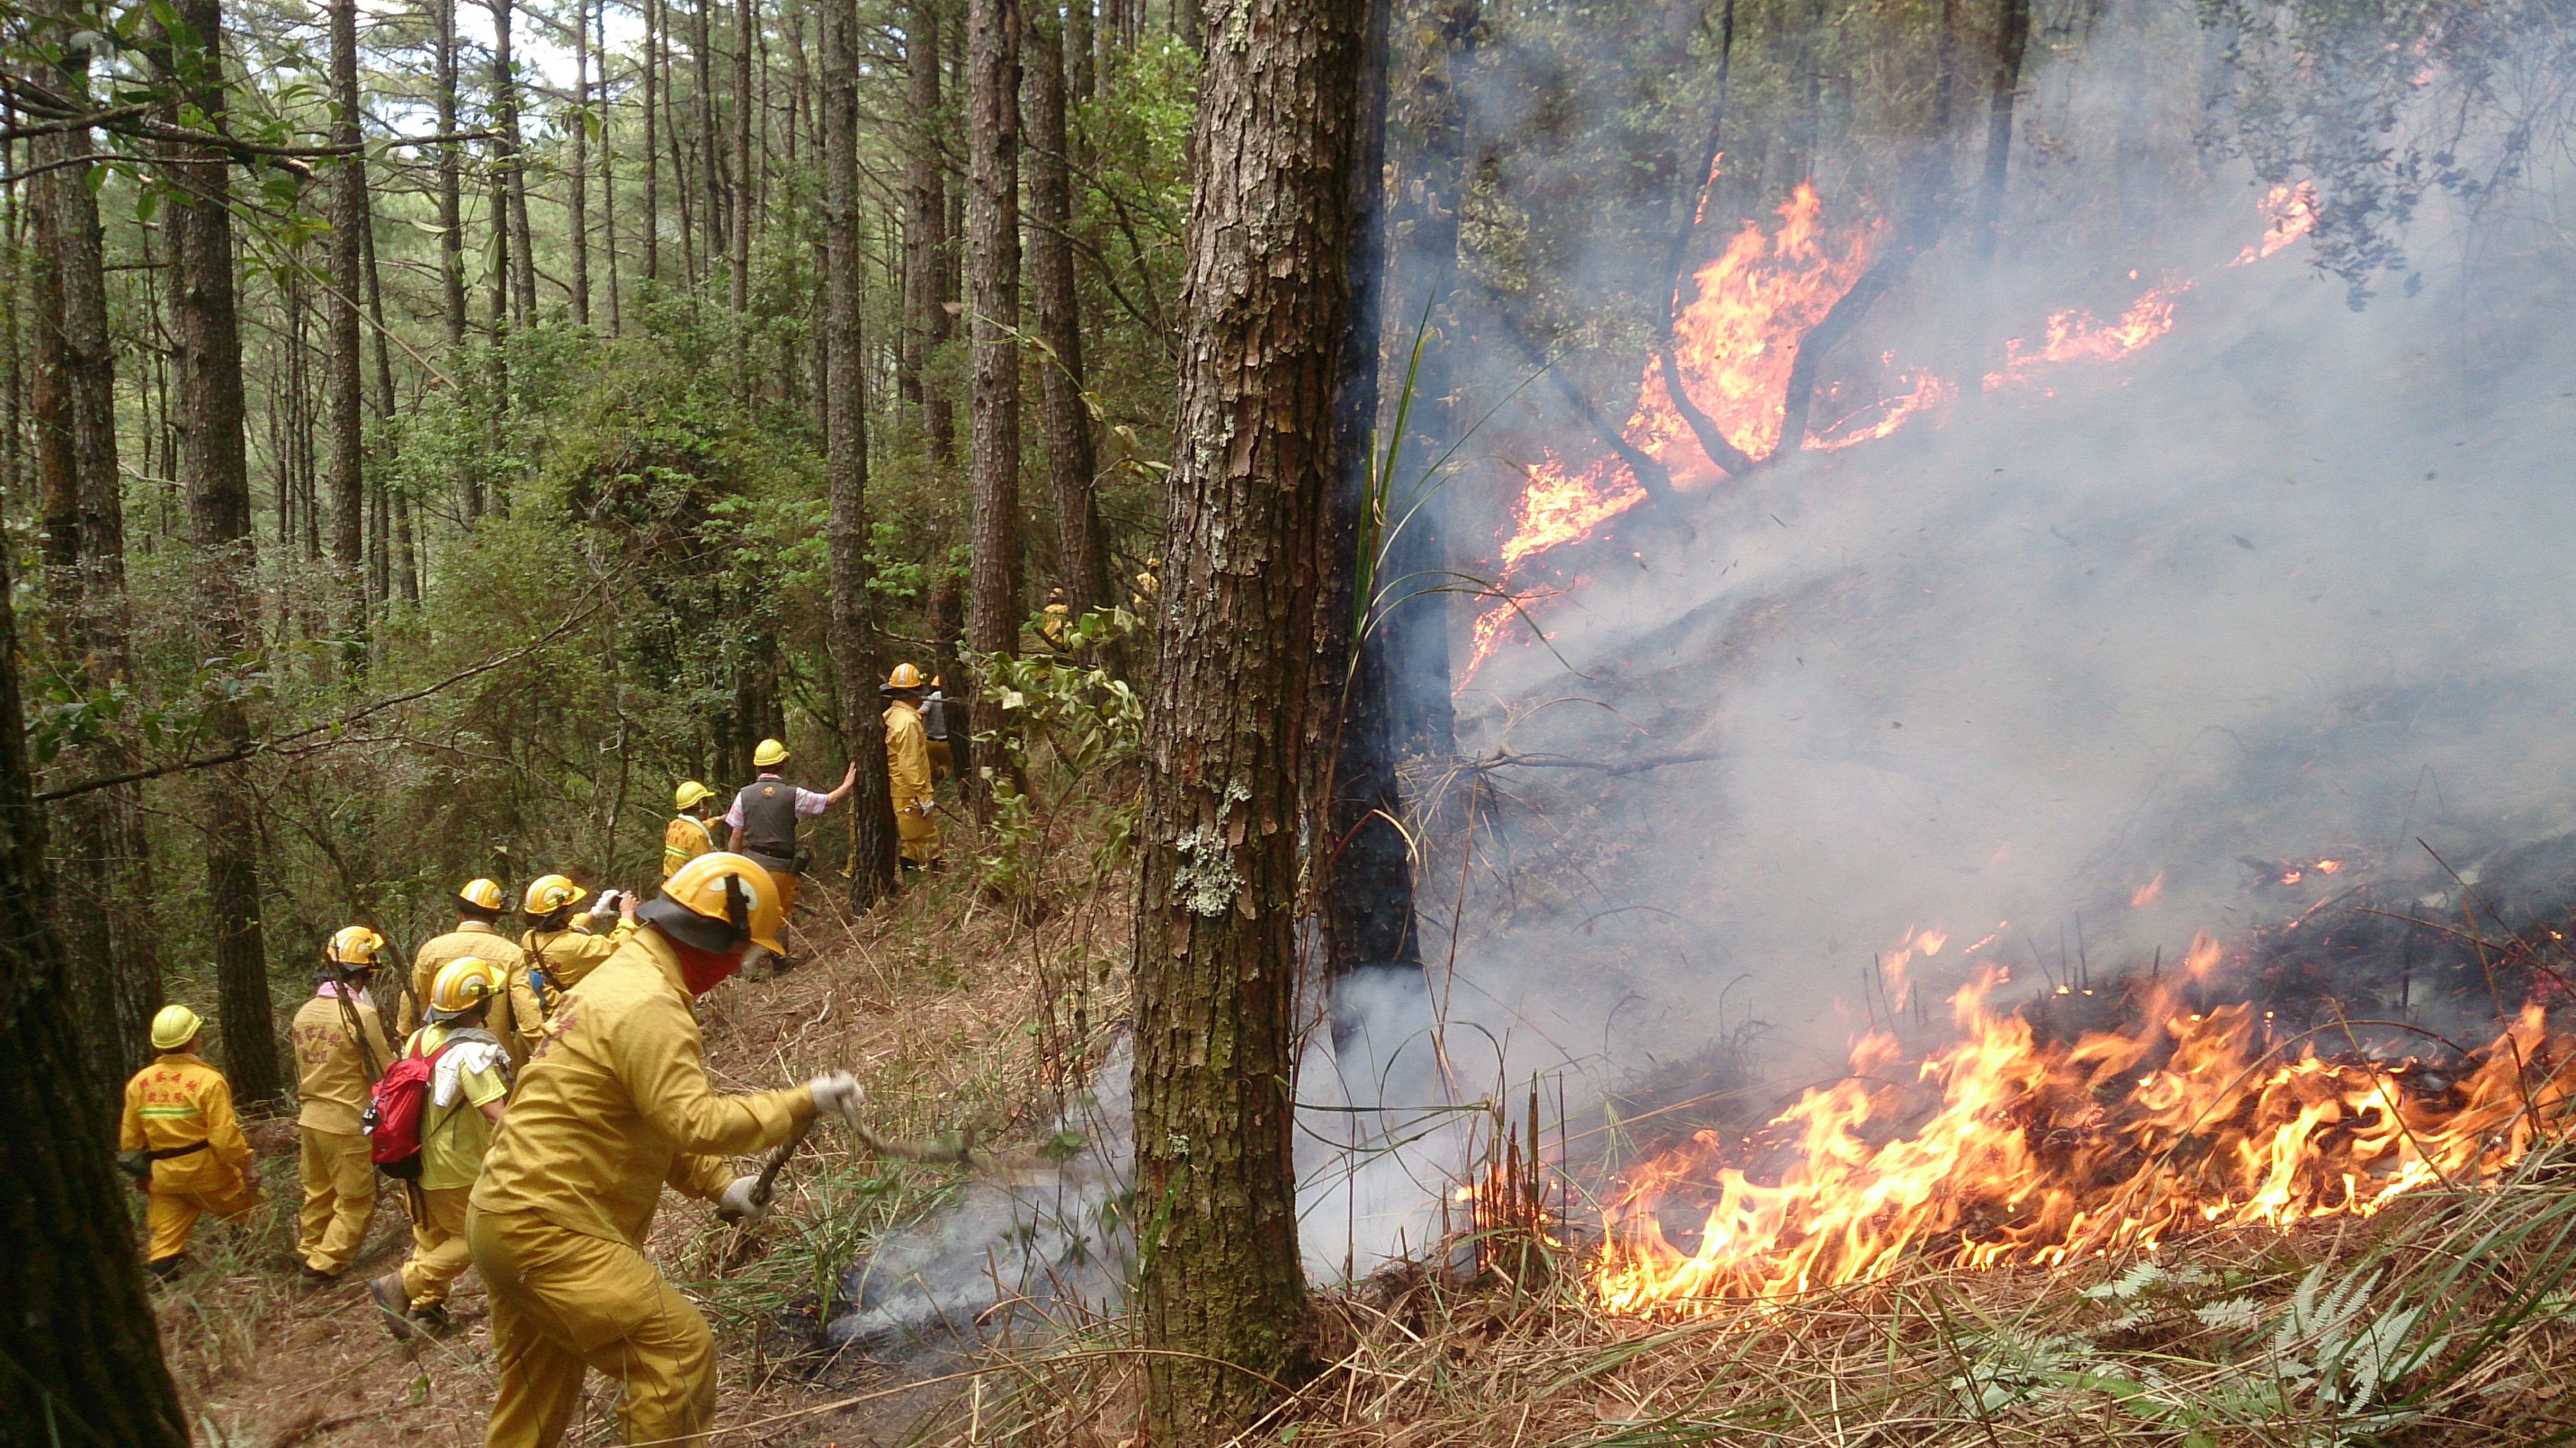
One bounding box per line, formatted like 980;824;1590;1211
717;1173;768;1225
808;1072;865;1128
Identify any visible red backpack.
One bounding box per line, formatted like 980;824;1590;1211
363;1038;459;1180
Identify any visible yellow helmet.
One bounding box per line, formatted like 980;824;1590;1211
753;738;791;768
523;873;589;915
150;1003;203;1051
427;956;507;1019
325;924;386;967
884;662;925;690
458;878;507;912
657;851;787;955
674;780;716;811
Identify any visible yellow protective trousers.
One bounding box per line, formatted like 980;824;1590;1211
296;1127;378;1275
469;1208;718;1448
146;1177;263;1264
400;1185;474;1307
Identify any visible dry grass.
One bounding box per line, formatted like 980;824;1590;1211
882;1148;2576;1448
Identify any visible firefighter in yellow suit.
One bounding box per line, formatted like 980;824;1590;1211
370;956;512;1338
664;781;720;879
121;1004;262;1278
289;926;396;1283
510;874;637;1061
881;664;942;867
467;853;869;1448
403;878;520;1056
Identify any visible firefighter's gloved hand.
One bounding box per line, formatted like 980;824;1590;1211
808;1072;865;1128
717;1173;768;1225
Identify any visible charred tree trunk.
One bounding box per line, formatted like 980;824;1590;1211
822;0;904;904
161;0;282;1106
1024;2;1120;668
964;0;1023;810
1318;0;1406;987
1132;0;1370;1428
1373;0;1471;759
325;0;368;638
1974;0;2030;261
0;528;189;1448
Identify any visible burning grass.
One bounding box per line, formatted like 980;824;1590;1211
896;1152;2576;1448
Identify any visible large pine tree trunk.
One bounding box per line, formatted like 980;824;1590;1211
821;0;904;904
30;20;164;1097
645;0;663;283
1023;4;1121;668
163;0;283;1106
0;531;189;1448
732;0;756;334
325;0;368;632
964;0;1023;808
1132;0;1370;1430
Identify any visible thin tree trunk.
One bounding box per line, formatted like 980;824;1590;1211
160;0;283;1107
436;0;469;348
0;516;191;1448
495;0;538;323
1095;0;1122;99
1067;0;1093;104
326;0;368;638
1132;0;1368;1426
733;0;756;334
1023;3;1119;665
902;0;952;457
645;0;662;283
695;0;722;283
359;183;417;603
964;0;1023;811
572;0;592;326
1973;0;2030;261
822;0;902;903
601;0;622;330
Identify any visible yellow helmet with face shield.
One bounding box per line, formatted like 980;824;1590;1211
427;956;507;1020
325;925;386;968
653;852;787;956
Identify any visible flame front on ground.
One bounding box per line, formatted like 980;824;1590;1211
1590;970;2574;1314
1983;280;2194;391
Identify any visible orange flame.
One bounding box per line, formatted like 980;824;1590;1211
1589;970;2573;1314
2131;873;2165;908
2232;182;2320;265
1983;280;2194;392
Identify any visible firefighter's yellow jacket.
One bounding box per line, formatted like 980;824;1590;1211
508;920;635;1060
405;919;519;1047
120;1051;255;1195
470;926;813;1245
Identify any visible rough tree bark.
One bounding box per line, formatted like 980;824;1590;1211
1132;0;1370;1431
644;0;662;283
572;0;592;325
902;0;954;459
495;0;538;323
163;0;283;1106
821;0;904;904
733;0;756;337
1023;1;1120;662
325;0;368;635
0;531;189;1448
28;14;164;1097
1974;0;2029;260
436;0;469;349
963;0;1023;809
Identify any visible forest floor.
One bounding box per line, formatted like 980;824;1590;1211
148;855;1124;1448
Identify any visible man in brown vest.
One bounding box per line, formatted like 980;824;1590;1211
724;738;855;960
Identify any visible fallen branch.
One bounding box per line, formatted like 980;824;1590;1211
1465;746;1722;777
